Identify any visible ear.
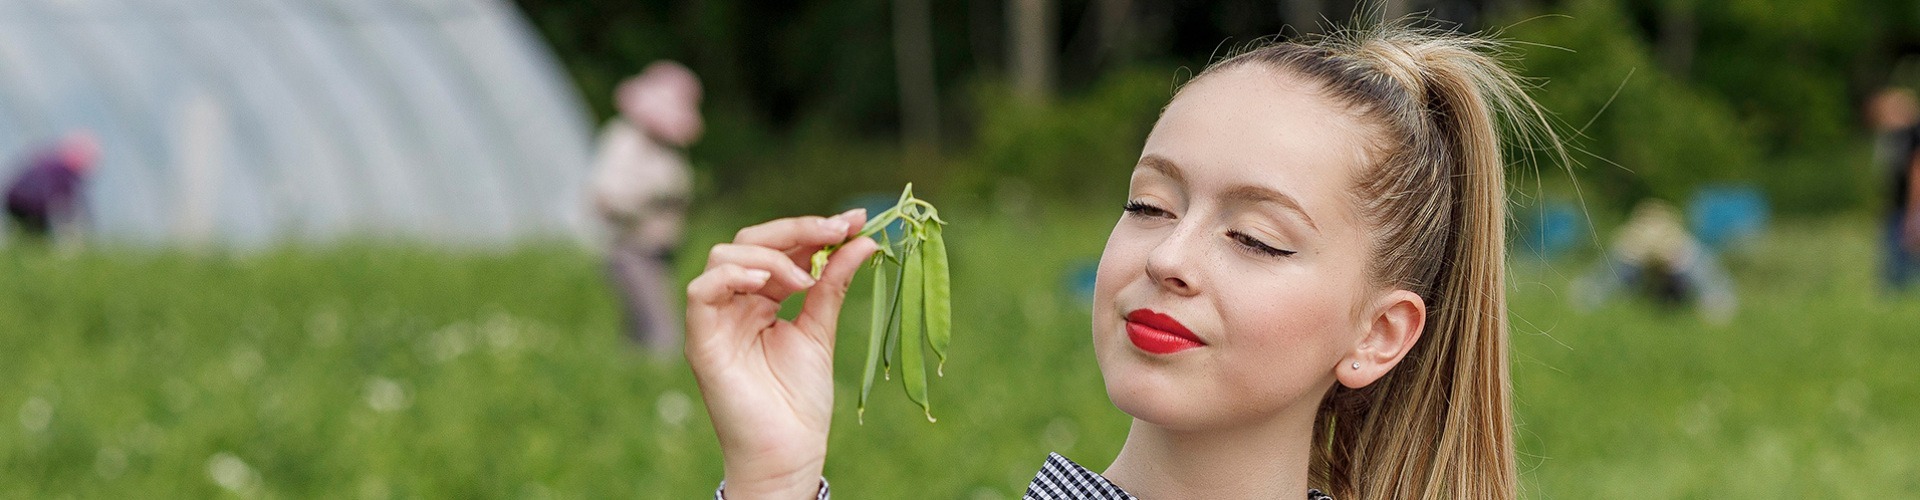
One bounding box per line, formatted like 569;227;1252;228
1336;289;1427;389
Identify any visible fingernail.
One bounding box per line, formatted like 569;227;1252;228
789;267;817;287
744;269;772;283
820;217;850;233
842;208;867;221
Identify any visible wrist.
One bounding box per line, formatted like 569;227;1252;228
718;475;825;500
721;457;827;499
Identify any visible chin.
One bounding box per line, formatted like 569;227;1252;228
1094;334;1217;432
1096;334;1326;433
1102;369;1223;432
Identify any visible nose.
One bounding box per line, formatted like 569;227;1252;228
1144;220;1202;296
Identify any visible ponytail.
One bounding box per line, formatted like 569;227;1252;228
1196;20;1566;500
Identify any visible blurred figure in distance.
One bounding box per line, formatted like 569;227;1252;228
5;130;100;248
1866;88;1920;293
1574;199;1738;324
590;61;702;353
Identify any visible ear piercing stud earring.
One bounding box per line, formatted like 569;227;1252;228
1351;362;1360;370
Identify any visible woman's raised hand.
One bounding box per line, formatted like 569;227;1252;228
685;209;877;499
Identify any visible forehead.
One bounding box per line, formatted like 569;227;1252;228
1139;65;1375;192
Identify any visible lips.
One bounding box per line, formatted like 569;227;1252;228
1125;309;1205;354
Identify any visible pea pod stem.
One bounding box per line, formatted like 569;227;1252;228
810;184;947;279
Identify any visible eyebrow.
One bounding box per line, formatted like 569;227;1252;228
1136;154;1321;233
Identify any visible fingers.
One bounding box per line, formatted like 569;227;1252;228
794;235;881;343
734;209;867;265
686;264;774;308
685;208;877;348
685;264;777;351
707;243;818;294
836;209;868;238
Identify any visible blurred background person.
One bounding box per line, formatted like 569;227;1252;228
1575;199;1738;324
5;130;100;248
1867;87;1920;293
591;61;702;353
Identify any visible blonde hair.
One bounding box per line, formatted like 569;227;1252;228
1192;20;1564;500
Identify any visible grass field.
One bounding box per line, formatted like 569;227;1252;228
3;205;1917;499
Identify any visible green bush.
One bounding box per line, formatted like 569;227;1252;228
954;67;1175;205
1504;0;1763;211
1503;0;1891;215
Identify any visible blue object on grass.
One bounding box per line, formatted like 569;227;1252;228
1516;200;1583;259
1688;184;1769;251
1066;258;1100;304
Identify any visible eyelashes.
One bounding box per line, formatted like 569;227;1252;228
1122;200;1298;258
1228;230;1296;257
1121;200;1169;218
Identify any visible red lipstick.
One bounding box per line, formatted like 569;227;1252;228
1125;309;1205;354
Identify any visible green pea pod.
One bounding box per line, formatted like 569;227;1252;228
858;253;890;424
900;237;933;421
922;222;952;376
880;249;906;380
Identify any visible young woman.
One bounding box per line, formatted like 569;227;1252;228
683;21;1560;500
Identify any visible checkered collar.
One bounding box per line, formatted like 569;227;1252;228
1023;453;1333;500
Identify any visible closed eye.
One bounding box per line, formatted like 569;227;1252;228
1122;200;1172;219
1228;230;1296;257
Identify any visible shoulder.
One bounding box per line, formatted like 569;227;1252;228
1025;453;1134;500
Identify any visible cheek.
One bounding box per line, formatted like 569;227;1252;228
1091;223;1150;315
1091;223;1149;388
1221;287;1352;360
1206;268;1363;405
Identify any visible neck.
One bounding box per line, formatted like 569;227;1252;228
1101;401;1319;499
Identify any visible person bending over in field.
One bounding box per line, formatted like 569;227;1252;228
683;20;1562;500
5;130;99;247
1573;199;1738;324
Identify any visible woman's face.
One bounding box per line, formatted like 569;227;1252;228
1092;65;1382;431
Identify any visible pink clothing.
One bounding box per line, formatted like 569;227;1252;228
590;119;691;251
595;61;702;351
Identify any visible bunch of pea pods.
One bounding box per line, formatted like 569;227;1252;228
811;184;951;423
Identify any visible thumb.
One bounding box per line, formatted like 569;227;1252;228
794;236;880;344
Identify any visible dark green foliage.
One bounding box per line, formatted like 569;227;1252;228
953;68;1172;205
1503;0;1920;214
514;0;1920;217
1506;1;1764;211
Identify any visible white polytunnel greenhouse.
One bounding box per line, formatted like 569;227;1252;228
0;0;596;247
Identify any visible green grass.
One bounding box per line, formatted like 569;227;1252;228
2;207;1916;498
1508;217;1920;498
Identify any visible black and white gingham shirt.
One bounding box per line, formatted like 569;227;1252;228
717;452;1333;499
1024;453;1332;500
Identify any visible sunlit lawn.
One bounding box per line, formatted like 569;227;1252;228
2;205;1916;498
